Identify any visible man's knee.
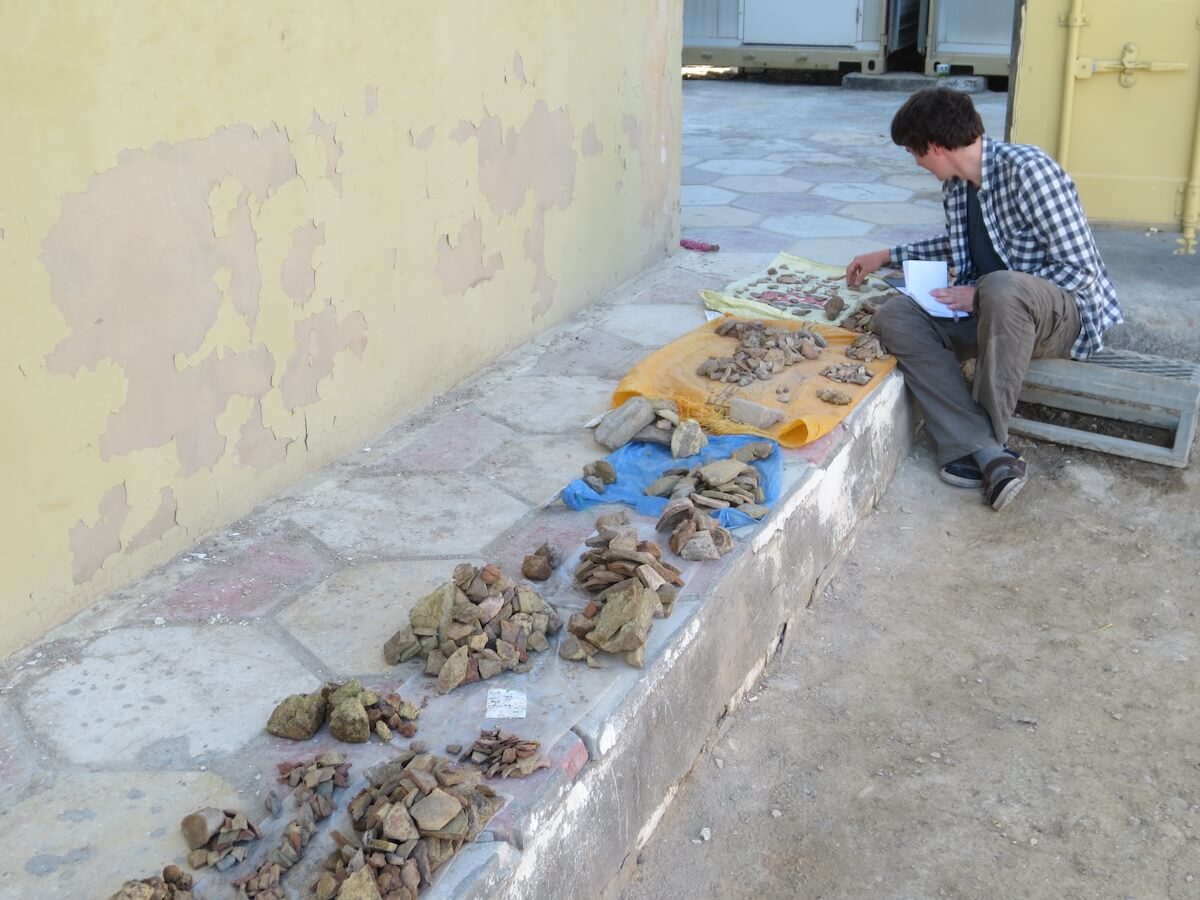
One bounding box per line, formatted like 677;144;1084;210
976;271;1037;319
870;296;922;344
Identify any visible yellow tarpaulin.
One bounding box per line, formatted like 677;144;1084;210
613;316;896;448
701;251;894;324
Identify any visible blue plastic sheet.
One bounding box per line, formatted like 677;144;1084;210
560;434;782;528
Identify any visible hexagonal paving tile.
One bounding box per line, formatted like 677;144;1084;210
712;175;813;194
786;165;886;184
680;226;785;254
695;159;788;175
870;224;942;246
885;172;943;192
473;374;614;434
681;184;738;206
0;770;240;899
731;193;841;216
20;626;320;765
290;471;531;557
591;303;710;347
759;213;874;239
278;559;482;675
681;167;721;185
838;202;946;226
766;150;854;166
811;182;912;203
375;411;515;472
476;430;607;507
786;236;891;266
680;206;762;228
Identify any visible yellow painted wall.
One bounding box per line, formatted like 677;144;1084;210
0;2;682;658
1010;0;1200;228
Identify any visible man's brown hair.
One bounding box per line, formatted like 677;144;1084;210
890;87;984;155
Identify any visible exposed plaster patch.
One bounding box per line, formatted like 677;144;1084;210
512;51;529;85
449;119;477;144
306;112;344;195
452;100;577;218
621;114;643;149
435;219;504;296
69;483;130;584
207;176;243;239
126;487;179;553
580;123;604;158
364;85;379;117
279;302;368;411
409;126;435;151
280;220;325;306
636;1;676;228
235;400;292;471
525;206;557;321
42;125;293;473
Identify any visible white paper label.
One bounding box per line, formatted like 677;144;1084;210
485;688;527;719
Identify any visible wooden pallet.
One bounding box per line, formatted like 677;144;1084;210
1010;349;1200;468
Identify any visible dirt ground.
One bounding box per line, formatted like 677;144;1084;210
623;432;1200;900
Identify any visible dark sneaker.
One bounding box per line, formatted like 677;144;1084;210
983;455;1029;511
939;448;1021;489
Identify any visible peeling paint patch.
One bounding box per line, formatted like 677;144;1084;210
622;114;643;149
364;85;378;117
69;484;130;584
453;101;577;218
436;219;504;295
525;206;557;321
235;400;292;470
126;488;179;552
279;303;368;411
307;112;344;194
580;123;604;158
114;346;274;474
512;51;529;85
281;220;325;306
409;126;435;151
43;125;293;472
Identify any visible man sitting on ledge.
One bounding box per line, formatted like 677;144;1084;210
845;87;1122;510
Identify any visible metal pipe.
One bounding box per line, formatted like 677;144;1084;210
1057;0;1085;167
1177;72;1200;254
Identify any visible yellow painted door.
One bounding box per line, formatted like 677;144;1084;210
1010;0;1200;242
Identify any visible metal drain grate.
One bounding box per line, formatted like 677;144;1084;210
1086;349;1200;383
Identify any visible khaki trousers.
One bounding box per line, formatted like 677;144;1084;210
871;270;1081;465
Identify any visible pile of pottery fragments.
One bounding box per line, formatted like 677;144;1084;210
106;866;194;900
561;510;679;668
236;752;353;898
462;728;550;779
181;807;261;872
267;681;420;744
594;396;708;458
645;441;772;521
381;563;562;694
696;320;827;386
313;748;506;900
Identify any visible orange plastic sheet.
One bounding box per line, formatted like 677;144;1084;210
612;316;896;448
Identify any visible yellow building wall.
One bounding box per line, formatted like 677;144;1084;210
1010;0;1200;231
0;2;682;658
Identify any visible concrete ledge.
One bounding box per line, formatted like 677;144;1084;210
444;375;914;898
842;73;988;93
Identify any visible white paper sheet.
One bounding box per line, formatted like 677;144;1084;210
900;260;963;319
485;688;527;719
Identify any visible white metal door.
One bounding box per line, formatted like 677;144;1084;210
743;0;860;46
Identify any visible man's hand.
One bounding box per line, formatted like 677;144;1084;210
845;249;891;287
930;285;976;313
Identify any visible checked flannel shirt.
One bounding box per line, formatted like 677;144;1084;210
890;136;1122;359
